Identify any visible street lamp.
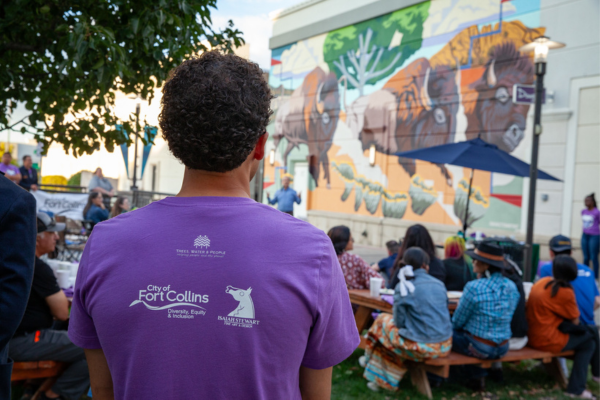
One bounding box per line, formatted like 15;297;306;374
131;102;141;191
519;36;565;281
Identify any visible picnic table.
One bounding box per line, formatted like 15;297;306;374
348;289;459;346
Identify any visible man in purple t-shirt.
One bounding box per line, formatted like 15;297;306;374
0;152;22;183
69;51;359;399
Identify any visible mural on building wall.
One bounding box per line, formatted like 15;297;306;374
266;0;543;231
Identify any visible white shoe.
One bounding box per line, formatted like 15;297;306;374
358;356;367;368
566;390;597;399
367;382;380;392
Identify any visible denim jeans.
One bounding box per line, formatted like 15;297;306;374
452;329;509;379
581;233;599;278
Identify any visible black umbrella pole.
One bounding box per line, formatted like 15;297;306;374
463;169;475;237
524;62;546;282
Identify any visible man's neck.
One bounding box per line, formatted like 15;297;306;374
177;168;251;198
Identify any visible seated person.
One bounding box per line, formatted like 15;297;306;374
327;225;383;290
361;247;452;392
527;255;599;398
83;192;109;224
9;213;89;400
537;235;600;327
371;240;399;281
443;235;475;291
389;224;446;287
451;241;519;391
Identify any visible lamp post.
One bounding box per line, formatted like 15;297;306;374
519;36;565;281
131;102;141;191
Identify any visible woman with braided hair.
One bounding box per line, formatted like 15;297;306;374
527;255;599;398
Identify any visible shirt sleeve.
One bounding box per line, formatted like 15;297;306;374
539;264;552;278
452;282;475;329
68;236;102;349
301;236;360;369
295;191;301;204
267;191;278;205
87;176;97;190
33;261;61;299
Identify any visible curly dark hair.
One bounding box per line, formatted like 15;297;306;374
159;51;273;172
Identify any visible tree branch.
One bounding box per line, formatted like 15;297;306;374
368;51;403;81
333;58;360;89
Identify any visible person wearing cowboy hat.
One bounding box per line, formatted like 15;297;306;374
451;240;520;391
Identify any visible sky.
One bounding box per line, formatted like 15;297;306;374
211;0;301;70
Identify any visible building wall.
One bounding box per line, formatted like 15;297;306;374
267;0;600;251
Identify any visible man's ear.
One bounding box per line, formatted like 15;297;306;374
253;133;268;161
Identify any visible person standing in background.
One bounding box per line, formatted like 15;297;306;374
581;193;599;278
88;168;114;209
19;155;39;191
267;174;301;216
0;152;21;183
0;174;37;400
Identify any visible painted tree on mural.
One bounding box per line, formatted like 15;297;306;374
323;2;429;96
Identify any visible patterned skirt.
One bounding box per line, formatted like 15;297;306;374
363;313;452;391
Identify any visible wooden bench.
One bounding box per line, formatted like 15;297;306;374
405;347;574;399
11;361;66;400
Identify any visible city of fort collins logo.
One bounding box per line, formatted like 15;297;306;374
194;235;210;248
175;234;226;258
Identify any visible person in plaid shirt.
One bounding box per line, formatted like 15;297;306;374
451;240;520;391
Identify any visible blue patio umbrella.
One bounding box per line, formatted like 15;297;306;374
395;138;561;234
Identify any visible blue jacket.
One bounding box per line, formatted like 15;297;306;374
85;205;109;224
393;269;453;343
0;175;36;399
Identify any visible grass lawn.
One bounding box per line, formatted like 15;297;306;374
332;350;600;400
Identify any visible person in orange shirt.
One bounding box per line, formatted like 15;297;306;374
527;255;598;398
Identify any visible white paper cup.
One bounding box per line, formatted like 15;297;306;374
56;270;71;289
69;276;77;290
370;277;383;297
523;282;533;300
69;263;79;278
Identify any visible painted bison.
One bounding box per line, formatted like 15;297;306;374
344;58;459;185
463;42;534;152
273;67;340;187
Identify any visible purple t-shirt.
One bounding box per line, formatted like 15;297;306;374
69;196;359;399
582;208;600;235
0;163;19;177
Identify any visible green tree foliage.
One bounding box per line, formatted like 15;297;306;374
0;0;244;155
323;2;429;95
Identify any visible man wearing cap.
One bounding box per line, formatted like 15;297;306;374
451;240;520;391
9;213;89;400
267;174;301;216
538;235;600;326
0;174;36;400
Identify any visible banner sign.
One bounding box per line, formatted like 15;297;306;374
513;84;546;105
32;190;89;221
